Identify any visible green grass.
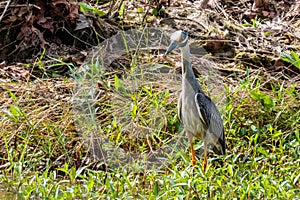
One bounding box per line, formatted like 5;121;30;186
1;24;300;200
1;58;299;199
1;0;300;198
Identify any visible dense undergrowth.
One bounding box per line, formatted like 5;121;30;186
0;0;300;199
1;67;299;199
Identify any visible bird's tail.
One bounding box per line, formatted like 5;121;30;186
212;131;226;155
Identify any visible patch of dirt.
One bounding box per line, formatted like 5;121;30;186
1;0;299;77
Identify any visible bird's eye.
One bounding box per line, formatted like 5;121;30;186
181;31;187;40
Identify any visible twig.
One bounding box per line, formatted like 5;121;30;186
160;17;206;30
106;0;124;19
57;27;94;47
0;3;40;9
0;0;11;23
110;0;124;19
0;162;10;170
142;2;150;25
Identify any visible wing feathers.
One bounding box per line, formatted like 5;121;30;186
177;92;183;124
195;92;226;154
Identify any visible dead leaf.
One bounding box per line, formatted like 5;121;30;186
69;2;79;19
2;15;17;23
52;0;69;5
37;17;54;33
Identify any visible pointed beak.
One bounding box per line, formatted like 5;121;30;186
165;40;178;56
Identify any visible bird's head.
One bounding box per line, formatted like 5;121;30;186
165;30;189;56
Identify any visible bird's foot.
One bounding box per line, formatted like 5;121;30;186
203;157;207;172
191;157;196;166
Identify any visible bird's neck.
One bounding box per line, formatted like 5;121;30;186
181;45;197;83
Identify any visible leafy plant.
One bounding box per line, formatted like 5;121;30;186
242;16;265;28
152;6;166;16
118;2;125;17
79;2;106;16
250;89;275;110
280;51;300;69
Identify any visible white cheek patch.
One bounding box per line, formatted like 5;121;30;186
170;30;183;41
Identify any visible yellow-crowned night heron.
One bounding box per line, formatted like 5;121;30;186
165;30;226;170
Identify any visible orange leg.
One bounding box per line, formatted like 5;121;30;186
190;142;196;166
203;141;207;171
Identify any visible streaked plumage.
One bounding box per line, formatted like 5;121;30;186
165;30;226;170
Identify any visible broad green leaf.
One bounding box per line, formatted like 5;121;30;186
114;75;121;92
250;90;261;101
130;103;137;117
137;7;144;13
250;90;274;110
257;146;268;157
119;2;125;16
291;51;300;68
152;8;158;16
291;51;300;61
154;180;159;196
280;52;294;63
296;129;300;142
280;51;300;69
9;105;20;118
79;2;106;16
261;93;274;109
272;130;283;139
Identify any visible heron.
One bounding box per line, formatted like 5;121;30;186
164;30;226;171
